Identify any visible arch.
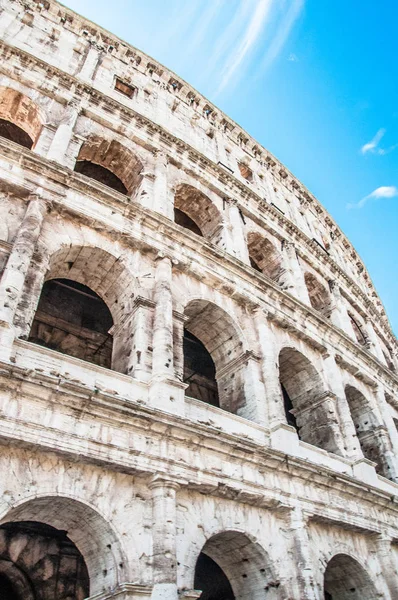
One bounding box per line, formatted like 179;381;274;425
75;135;143;195
194;530;282;600
323;553;379;599
184;299;245;413
278;347;342;454
26;245;137;374
0;86;43;148
304;272;331;315
344;385;390;477
247;231;282;283
0;521;89;599
0;495;126;596
29;278;114;369
174;184;223;240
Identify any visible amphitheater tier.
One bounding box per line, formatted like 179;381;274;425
1;1;398;599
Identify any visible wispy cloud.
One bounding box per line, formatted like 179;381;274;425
361;128;397;155
216;0;274;96
347;186;398;210
258;0;304;75
288;53;299;62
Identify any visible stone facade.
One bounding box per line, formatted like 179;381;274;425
0;1;398;598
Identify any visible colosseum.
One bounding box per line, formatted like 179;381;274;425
0;1;398;598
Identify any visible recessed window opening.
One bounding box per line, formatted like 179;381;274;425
74;160;128;194
114;77;135;98
0;118;34;149
194;553;235;600
183;329;219;407
29;278;114;368
238;162;253;181
174;208;203;236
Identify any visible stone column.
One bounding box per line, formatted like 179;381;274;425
47;100;80;165
287;508;318;600
322;354;363;460
173;311;187;383
364;317;385;363
0;193;48;360
150;254;185;413
79;43;104;81
120;296;155;382
328;280;354;335
280;241;310;304
152;254;174;379
152;152;174;219
253;308;285;427
372;385;398;482
149;476;179;600
374;534;398;600
225;198;250;265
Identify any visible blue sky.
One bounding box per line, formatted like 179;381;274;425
62;0;398;333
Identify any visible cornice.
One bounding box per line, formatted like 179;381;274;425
1;356;398;525
0;37;392;344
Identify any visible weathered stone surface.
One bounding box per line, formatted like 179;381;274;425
0;1;397;599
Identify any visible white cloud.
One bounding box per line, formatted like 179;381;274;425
360;128;397;155
216;0;274;95
347;186;398;210
288;53;299;62
258;0;304;74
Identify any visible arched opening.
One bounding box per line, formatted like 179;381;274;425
247;232;282;283
0;87;43;149
279;348;342;454
1;496;126;596
0;118;33;149
184;300;244;414
183;329;219;406
174;184;222;242
23;245;137;374
74;160;128;194
194;531;281;600
0;521;89;600
74;136;143;196
345;385;390;478
323;554;378;600
174;207;203;236
29;278;114;368
304;272;331;315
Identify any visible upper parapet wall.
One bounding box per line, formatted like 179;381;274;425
0;0;395;345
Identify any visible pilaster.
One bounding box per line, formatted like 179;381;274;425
0;193;49;360
47;99;81;164
281;241;310;304
224;198;250;265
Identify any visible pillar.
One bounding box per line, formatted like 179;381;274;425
253;308;285;427
79;44;104;81
150;254;185;413
120;296;154;382
0;193;48;360
152;254;173;379
281;241;310;304
47;100;80;165
287;508;318;600
225;198;250;265
328;280;354;335
374;534;398;599
152;152;173;219
364;317;385;363
322;354;363;460
373;385;398;482
149;476;179;600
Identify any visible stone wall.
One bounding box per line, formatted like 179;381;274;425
0;1;398;599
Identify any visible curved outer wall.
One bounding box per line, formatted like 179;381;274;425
0;1;398;599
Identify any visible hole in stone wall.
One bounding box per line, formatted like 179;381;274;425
0;521;89;600
74;160;128;194
324;554;378;600
183;329;219;407
0;118;33;149
29;278;114;368
174;208;203;236
194;552;235;600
